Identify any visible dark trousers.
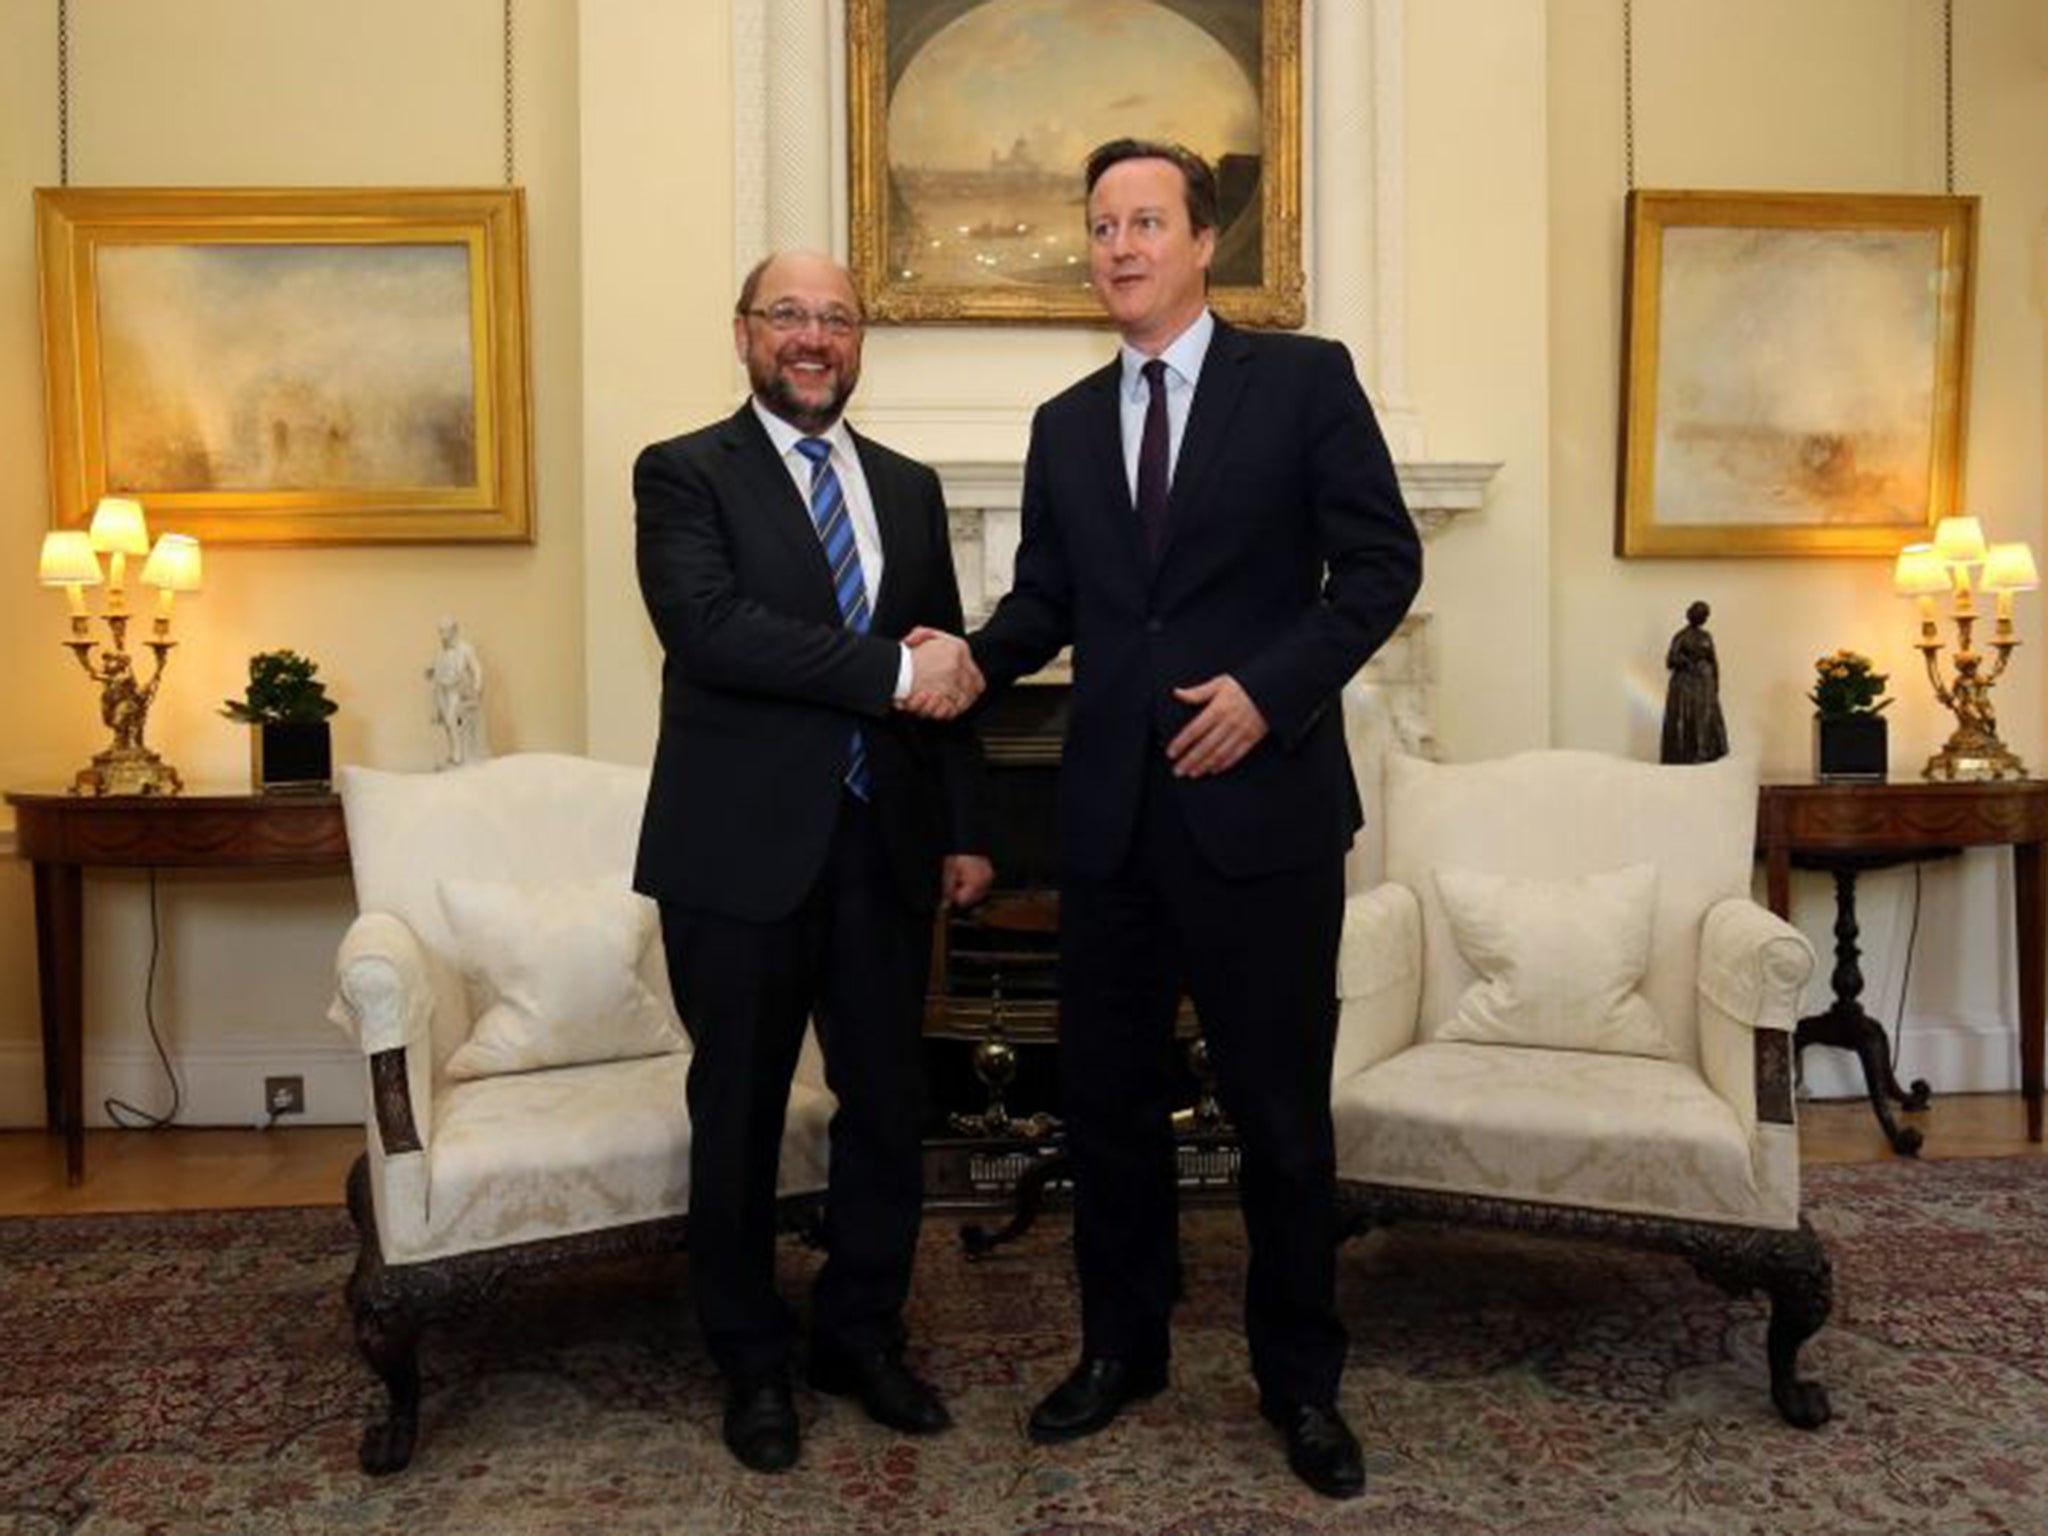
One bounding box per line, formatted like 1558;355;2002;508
659;795;933;1382
1059;754;1348;1407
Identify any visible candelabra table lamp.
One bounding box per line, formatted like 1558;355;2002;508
37;497;202;797
1893;515;2037;782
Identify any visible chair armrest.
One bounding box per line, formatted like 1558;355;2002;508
1698;897;1813;1037
1334;882;1423;1084
330;912;437;1054
328;911;438;1155
1697;896;1813;1170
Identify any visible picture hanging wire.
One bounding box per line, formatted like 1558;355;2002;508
1621;0;1633;193
55;0;520;186
1621;0;1957;195
503;0;516;186
56;0;69;186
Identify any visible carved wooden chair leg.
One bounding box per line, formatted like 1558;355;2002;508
349;1285;422;1474
1758;1221;1835;1430
344;1155;423;1473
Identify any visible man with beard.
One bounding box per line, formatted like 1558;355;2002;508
633;250;991;1474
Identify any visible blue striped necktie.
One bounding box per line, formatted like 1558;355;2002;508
795;436;873;800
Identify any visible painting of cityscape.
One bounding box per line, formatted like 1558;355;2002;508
849;0;1302;325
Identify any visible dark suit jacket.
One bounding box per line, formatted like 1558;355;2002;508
971;319;1421;880
633;405;988;922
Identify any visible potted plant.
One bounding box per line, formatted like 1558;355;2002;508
222;649;339;793
1810;649;1891;782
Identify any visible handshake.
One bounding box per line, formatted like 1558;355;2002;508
897;627;985;721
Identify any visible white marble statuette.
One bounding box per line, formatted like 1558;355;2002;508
428;616;491;770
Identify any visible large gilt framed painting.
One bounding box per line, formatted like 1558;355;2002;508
36;187;534;545
1617;189;1976;558
848;0;1303;326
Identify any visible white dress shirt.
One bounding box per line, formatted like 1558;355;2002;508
752;399;913;699
1118;307;1215;503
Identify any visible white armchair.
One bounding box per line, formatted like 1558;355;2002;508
1331;748;1833;1428
328;753;832;1472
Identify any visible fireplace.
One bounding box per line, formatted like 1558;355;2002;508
921;678;1232;1212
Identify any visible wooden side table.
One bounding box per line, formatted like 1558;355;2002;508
5;790;351;1183
1756;780;2048;1153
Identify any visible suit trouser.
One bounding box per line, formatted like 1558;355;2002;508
658;794;933;1381
1058;753;1349;1407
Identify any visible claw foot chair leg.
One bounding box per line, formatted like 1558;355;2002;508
345;1154;422;1473
1761;1221;1835;1429
351;1294;421;1474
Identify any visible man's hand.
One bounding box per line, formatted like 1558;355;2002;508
899;627;985;719
941;854;995;908
1166;674;1268;778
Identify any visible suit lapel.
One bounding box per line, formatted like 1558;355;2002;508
718;404;838;616
1157;318;1253;572
850;426;910;633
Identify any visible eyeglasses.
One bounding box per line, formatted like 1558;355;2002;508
742;302;862;338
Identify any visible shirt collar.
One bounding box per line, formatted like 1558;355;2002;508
1119;307;1215;400
751;397;852;463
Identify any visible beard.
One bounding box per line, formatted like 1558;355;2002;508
749;345;858;434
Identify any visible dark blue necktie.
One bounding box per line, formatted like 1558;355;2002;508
1136;357;1170;559
795;437;872;800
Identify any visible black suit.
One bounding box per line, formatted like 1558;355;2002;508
972;318;1420;1406
634;404;986;1380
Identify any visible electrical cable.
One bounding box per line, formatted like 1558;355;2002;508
103;868;182;1130
1891;863;1923;1077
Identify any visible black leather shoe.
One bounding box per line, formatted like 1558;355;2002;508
1260;1397;1365;1499
1027;1355;1169;1444
810;1342;952;1435
723;1375;800;1474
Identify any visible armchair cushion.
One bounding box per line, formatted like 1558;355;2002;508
386;1053;831;1262
1434;862;1669;1058
1332;1040;1759;1222
439;873;686;1080
1386;751;1757;1063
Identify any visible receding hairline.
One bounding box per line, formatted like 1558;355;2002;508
735;251;862;317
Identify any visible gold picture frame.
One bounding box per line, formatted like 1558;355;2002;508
1617;189;1976;558
848;0;1303;327
36;187;534;546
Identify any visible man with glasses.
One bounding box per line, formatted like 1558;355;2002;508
633;250;991;1474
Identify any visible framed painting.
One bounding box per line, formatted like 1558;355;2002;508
35;187;533;545
848;0;1303;326
1617;190;1976;558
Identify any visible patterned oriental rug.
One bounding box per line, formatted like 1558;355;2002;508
1;1159;2043;1536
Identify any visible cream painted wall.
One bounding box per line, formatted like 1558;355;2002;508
579;0;733;768
0;0;584;1125
1404;0;1550;759
1549;0;2048;1095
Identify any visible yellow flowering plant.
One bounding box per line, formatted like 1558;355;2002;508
1809;649;1892;719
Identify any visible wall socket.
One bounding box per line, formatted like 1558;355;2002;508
264;1076;306;1118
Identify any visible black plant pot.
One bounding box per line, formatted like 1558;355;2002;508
1814;713;1887;783
251;721;333;794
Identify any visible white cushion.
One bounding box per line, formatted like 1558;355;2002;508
379;1053;832;1263
337;755;664;1073
1385;751;1759;1066
1434;862;1669;1058
1332;1041;1771;1226
439;874;686;1080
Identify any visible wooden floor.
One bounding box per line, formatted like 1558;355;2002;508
0;1095;2039;1218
